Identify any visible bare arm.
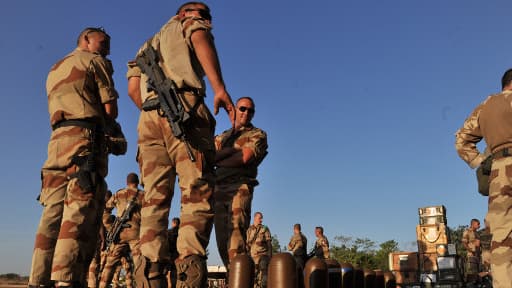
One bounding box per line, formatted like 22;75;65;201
216;147;255;167
128;76;142;110
191;30;234;122
104;100;118;119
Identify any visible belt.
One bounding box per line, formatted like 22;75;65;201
178;86;205;96
492;147;512;160
52;119;98;131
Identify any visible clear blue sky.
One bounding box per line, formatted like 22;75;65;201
0;0;507;274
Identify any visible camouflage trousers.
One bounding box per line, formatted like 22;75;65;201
488;156;512;288
99;240;140;288
87;247;105;288
252;255;269;288
136;95;215;285
111;256;132;288
29;126;107;286
214;183;254;267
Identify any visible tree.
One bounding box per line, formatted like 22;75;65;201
449;225;468;257
374;240;399;270
271;234;281;254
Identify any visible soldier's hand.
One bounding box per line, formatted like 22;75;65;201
213;90;234;124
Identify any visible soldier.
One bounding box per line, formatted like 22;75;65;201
287;223;308;270
312;226;329;259
88;191;114;288
462;219;482;283
99;173;144;288
455;68;512;288
246;212;272;288
214;96;268;268
126;2;234;287
166;218;180;288
29;27;119;288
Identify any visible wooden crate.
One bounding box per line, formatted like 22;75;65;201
418;205;446;217
419;253;438;272
393;271;418;284
417;224;449;254
389;252;419;271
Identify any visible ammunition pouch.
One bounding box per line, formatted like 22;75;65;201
70;154;96;193
476;155;492;196
105;120;127;156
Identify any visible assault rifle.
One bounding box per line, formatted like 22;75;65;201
136;45;195;161
104;191;140;252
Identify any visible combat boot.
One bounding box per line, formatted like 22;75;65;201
146;260;167;288
175;255;207;288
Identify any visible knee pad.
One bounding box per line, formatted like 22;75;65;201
175;255;207;288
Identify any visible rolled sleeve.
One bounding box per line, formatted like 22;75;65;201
182;17;212;48
91;56;119;104
126;60;141;79
455;103;485;168
243;130;268;163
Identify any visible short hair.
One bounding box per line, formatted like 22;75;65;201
77;27;110;46
502;68;512;89
176;2;210;14
254;211;263;218
127;173;139;185
315;226;324;234
236;96;256;109
471;218;480;225
294;223;301;231
172;217;181;226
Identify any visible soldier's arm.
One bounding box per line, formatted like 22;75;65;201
126;61;142;110
190;29;234;121
461;231;471;250
455;102;487;168
92;56;119;119
216;131;267;167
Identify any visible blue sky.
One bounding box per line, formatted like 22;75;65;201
0;0;508;274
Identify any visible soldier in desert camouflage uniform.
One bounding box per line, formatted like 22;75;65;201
246;212;272;288
313;226;329;259
455;68;512;288
214;96;268;268
462;218;482;283
99;173;143;288
287;223;308;269
29;27;119;288
126;2;234;287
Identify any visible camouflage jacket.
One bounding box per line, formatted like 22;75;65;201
215;124;268;184
47;48;118;126
246;224;272;259
104;187;144;241
288;232;307;256
455;90;512;168
462;228;481;258
315;235;330;259
134;15;212;103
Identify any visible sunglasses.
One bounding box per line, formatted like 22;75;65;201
238;106;255;113
184;8;212;21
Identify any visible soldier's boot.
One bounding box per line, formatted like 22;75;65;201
175;255;207;288
144;261;167;288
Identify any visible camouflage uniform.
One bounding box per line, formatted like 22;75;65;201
246;224;272;288
111;255;133;288
287;232;307;269
314;235;330;259
130;14;217;288
456;90;512;288
462;228;481;280
29;47;118;287
99;188;144;288
214;125;268;267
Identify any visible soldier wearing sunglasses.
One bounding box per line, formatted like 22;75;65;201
214;97;268;271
